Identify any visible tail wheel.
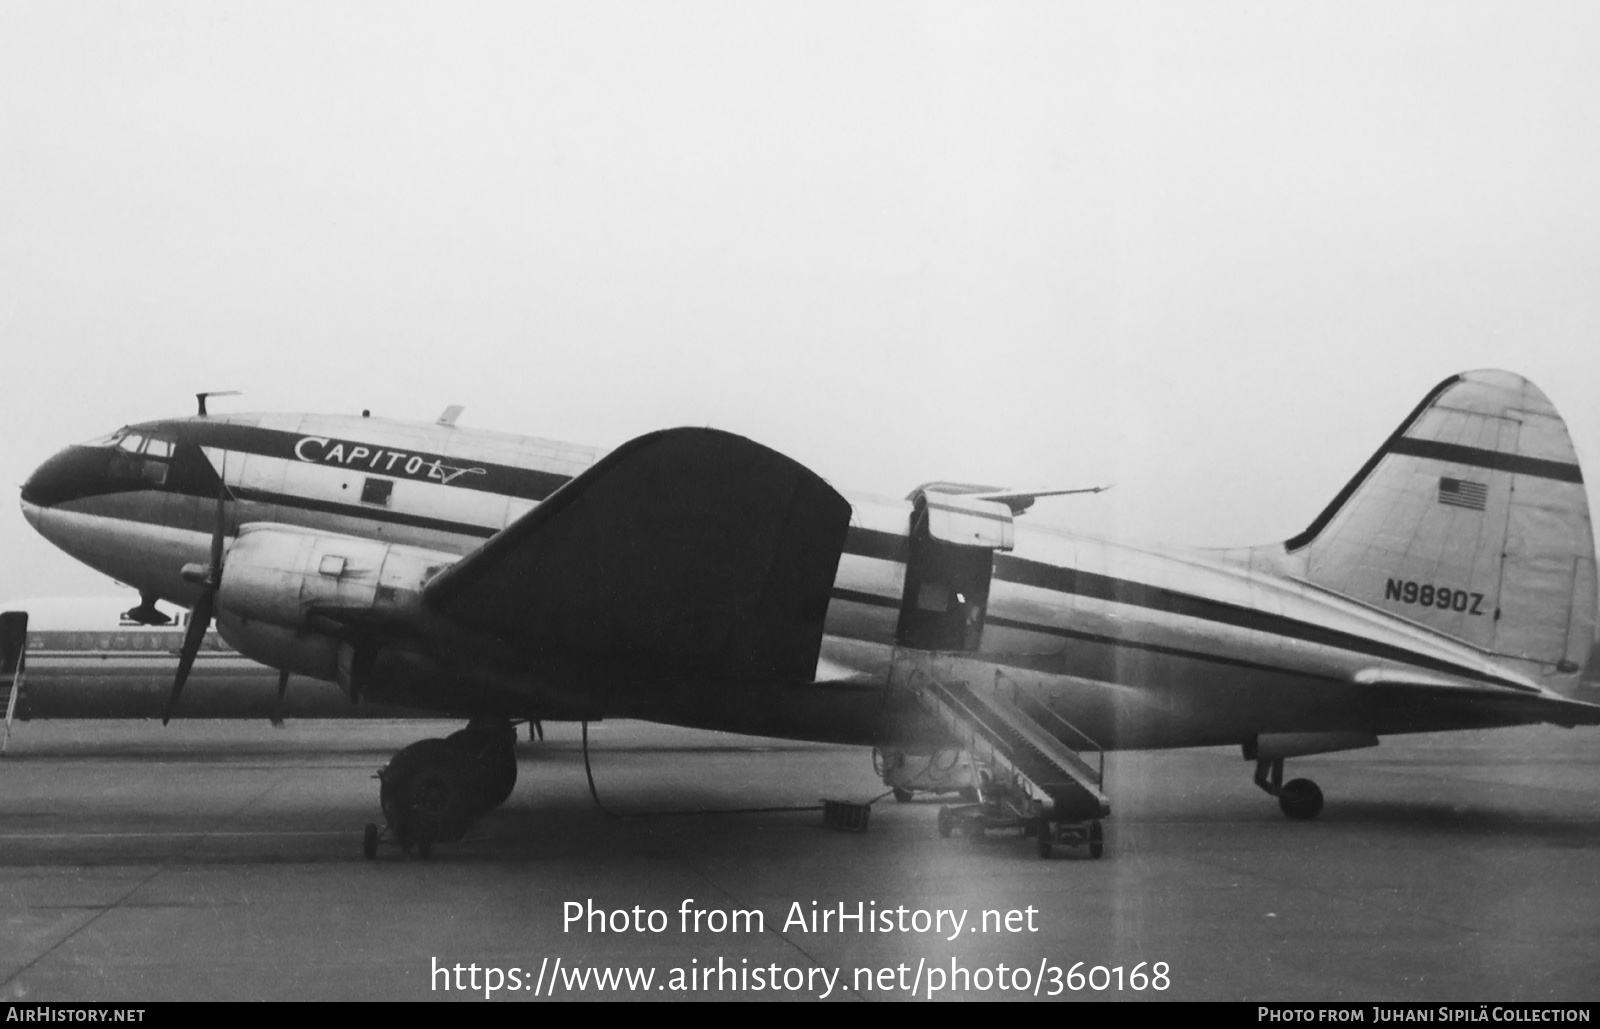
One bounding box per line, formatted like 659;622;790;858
936;806;953;838
1035;819;1053;859
1278;778;1324;821
1087;820;1104;859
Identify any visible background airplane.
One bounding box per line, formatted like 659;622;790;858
0;595;430;742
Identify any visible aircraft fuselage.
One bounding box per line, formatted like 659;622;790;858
19;410;1572;751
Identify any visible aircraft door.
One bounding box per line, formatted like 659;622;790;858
896;491;1013;652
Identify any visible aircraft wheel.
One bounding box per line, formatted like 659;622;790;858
937;806;953;838
482;752;518;810
447;721;519;810
1035;819;1053;859
381;739;479;844
1087;820;1104;860
362;823;379;861
1278;778;1324;821
893;787;914;804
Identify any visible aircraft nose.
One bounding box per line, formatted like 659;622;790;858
20;445;108;509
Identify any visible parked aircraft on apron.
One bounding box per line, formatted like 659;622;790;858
20;371;1598;858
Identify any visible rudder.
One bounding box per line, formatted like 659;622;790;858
1284;370;1596;690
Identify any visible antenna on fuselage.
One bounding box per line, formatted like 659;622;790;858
437;404;465;427
195;391;241;416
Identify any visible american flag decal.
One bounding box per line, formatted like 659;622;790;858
1438;477;1488;511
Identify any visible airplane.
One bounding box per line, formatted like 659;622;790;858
19;372;1600;859
0;595;433;734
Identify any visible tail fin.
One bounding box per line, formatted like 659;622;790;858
1285;370;1597;691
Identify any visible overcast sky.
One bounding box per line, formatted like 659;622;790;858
3;2;1598;603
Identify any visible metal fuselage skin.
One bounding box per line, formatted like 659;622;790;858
20;412;1555;750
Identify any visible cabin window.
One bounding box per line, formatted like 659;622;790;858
144;438;174;459
116;433;145;453
360;477;394;507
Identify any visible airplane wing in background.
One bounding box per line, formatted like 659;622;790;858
423;427;853;685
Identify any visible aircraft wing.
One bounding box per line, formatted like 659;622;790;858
423;427;852;685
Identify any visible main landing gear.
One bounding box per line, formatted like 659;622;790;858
362;719;520;860
1253;757;1324;820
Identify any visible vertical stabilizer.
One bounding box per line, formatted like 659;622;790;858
1285;371;1596;691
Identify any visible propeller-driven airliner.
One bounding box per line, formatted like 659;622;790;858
19;371;1598;858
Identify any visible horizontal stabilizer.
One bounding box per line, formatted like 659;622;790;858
906;480;1109;515
964;485;1111;515
425;427;852;685
1364;678;1600;728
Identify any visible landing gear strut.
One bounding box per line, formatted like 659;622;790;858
1253;757;1324;820
363;719;520;859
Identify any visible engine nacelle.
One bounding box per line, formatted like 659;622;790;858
216;524;455;631
215;611;343;681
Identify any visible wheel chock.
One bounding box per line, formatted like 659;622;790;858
821;799;871;833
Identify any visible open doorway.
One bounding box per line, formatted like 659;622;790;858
896;496;995;652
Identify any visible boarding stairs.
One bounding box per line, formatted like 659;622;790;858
1;611;27;754
892;650;1109;825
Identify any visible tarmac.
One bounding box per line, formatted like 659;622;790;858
1;718;1596;1002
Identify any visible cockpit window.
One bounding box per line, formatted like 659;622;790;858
106;432;173;486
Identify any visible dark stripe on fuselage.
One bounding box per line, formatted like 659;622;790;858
232;487;498;540
140;420;573;502
841;527;910;563
825;553;1531;693
982;614;1344;683
823;583;1346;682
1386;437;1584;484
991;554;1535;692
830;587;901;610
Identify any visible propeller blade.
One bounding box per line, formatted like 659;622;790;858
163;589;215;725
271;668;289;728
348;645;376;706
166;454;231;727
209;470;228;570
